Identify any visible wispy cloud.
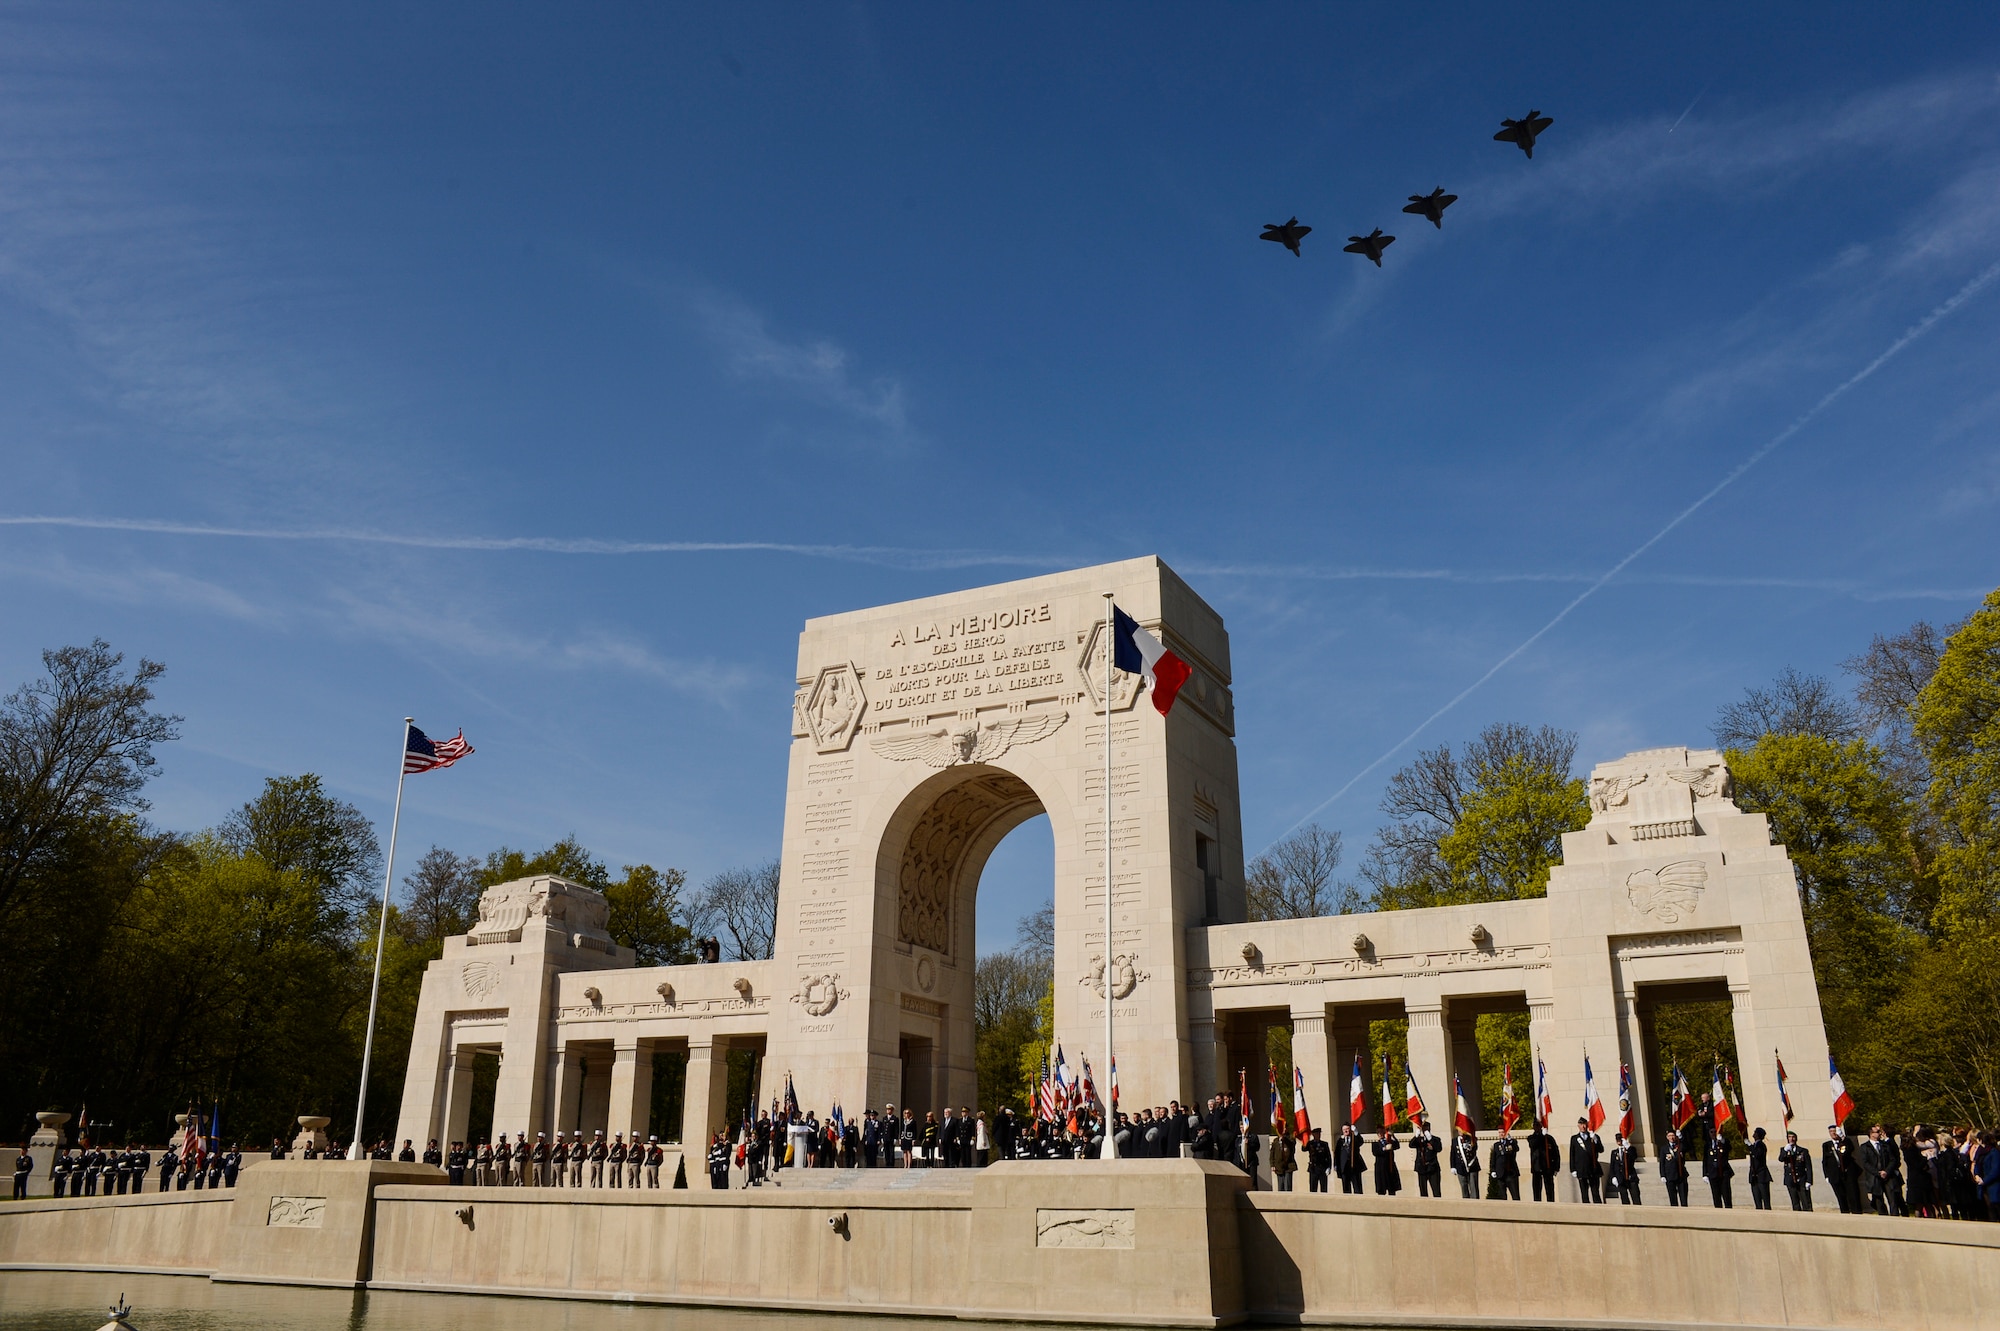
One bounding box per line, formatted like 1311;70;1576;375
692;291;913;441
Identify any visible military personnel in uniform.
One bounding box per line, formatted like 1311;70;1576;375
83;1146;103;1196
646;1137;665;1188
1450;1130;1481;1199
222;1145;242;1188
1489;1127;1522;1201
708;1132;731;1189
1659;1136;1690;1206
1746;1126;1774;1210
569;1133;586;1188
495;1133;514;1186
158;1149;175;1193
1527;1123;1560;1201
476;1137;495;1186
532;1132;550;1186
13;1146;31;1199
422;1139;442;1168
1305;1128;1331;1193
398;1139;417;1162
1779;1130;1814;1211
1705;1133;1735;1208
1822;1127;1856;1213
608;1133;628;1188
1608;1133;1642;1204
447;1141;467;1186
588;1131;607;1187
626;1134;644;1188
1569;1118;1604;1204
1411;1118;1444;1197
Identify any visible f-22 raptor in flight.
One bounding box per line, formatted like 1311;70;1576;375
1401;187;1458;229
1494;110;1554;158
1342;228;1395;267
1260;217;1312;255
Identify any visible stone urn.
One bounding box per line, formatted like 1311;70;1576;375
293;1115;332;1154
32;1111;70;1146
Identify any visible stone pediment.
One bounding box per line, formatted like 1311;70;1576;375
469;874;613;946
1587;746;1732;841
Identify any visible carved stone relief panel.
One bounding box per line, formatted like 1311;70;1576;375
896;772;1038;957
1624;860;1708;923
1036;1208;1135;1249
804;663;867;753
267;1196;326;1228
1077;622;1143;713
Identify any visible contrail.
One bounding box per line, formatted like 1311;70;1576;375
1267;256;2000;850
0;516;1063;573
1668;79;1716;134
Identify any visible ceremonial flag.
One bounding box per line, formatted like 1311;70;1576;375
1037;1052;1054;1122
1111;606;1193;717
403;724;473;774
1052;1045;1073;1107
1293;1066;1312;1137
1828;1054;1855;1124
1535;1054;1554;1129
1269;1064;1284;1135
1239;1068;1251;1142
1500;1063;1521;1133
1348;1054;1367;1124
1616;1064;1635;1140
1379;1053;1399;1129
1452;1075;1475;1135
1080;1056;1098;1111
831;1104;845;1137
76;1104;90;1149
1775;1053;1795;1126
179;1109;202;1169
1403;1062;1426;1123
1108;1055;1119;1112
1582;1057;1606;1132
783;1072;800;1120
1669;1064;1696;1130
209;1101;223;1154
1711;1065;1734;1134
1725;1066;1749;1136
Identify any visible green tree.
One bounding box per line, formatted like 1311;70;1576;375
1913;588;2000;932
222;774;381;919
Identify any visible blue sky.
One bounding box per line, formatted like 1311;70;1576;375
3;3;1997;947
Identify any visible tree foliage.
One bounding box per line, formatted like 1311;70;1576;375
1246;823;1353;920
687;859;781;961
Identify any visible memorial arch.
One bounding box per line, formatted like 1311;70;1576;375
396;556;1837;1198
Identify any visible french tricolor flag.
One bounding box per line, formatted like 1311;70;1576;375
1112;606;1193;716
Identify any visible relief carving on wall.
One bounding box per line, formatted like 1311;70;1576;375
470;876;611;946
460;960;501;1000
803;663;867;753
1624;860;1708;923
1081;952;1149;1000
267;1195;326;1228
793;973;848;1017
1666;764;1731;799
1591;772;1647;812
869;710;1066;767
897;773;1038;957
1036;1208;1135;1249
1077;623;1143;713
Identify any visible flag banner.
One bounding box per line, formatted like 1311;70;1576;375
1582;1057;1606;1132
1725;1066;1749;1135
1239;1068;1251;1146
1403;1062;1425;1122
1500;1063;1521;1133
1293;1066;1312;1136
1535;1054;1553;1129
1037;1052;1054;1123
1111;606;1193;716
1711;1065;1735;1133
1670;1063;1696;1130
1269;1064;1284;1135
1380;1053;1399;1129
1080;1055;1098;1111
1775;1053;1795;1125
1348;1053;1366;1124
783;1073;800;1120
1616;1063;1635;1140
404;724;473;774
1828;1054;1855;1124
1109;1054;1119;1112
1452;1075;1474;1135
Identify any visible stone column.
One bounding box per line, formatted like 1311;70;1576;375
1405;1000;1450;1131
1729;983;1783;1142
607;1039;654;1140
1446;1011;1483;1131
1617;989;1655;1154
26;1112;68;1198
443;1047;477;1146
548;1044;584;1138
681;1038;731;1149
1189;1018;1226;1105
1289;1006;1333;1136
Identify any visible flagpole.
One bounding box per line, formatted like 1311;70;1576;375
349;717;414;1159
1101;592;1117;1159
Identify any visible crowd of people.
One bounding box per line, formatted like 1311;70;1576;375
12;1143;247;1197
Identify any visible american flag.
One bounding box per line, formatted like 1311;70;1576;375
404;724;473;774
179;1108;203;1170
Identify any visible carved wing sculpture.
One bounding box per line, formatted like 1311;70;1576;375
1666;765;1730;799
870;711;1067;767
1624;860;1708;923
1591;772;1648;812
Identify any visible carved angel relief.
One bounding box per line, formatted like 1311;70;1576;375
870;711;1067;767
1625;860;1708;923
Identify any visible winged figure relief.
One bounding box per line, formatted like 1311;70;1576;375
869;711;1068;767
1666;765;1731;799
1624;860;1708;923
1591;771;1647;812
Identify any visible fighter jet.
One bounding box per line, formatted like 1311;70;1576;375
1401;187;1458;229
1342;228;1395;267
1494;110;1554;158
1260;217;1312;256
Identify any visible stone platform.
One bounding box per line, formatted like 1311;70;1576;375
2;1159;1995;1330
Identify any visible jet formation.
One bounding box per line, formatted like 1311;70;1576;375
1262;109;1550;266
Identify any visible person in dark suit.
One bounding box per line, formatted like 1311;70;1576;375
940;1110;962;1169
1779;1131;1814;1211
1449;1130;1481;1199
12;1146;30;1200
1334;1125;1366;1195
1659;1137;1690;1206
1527;1123;1560;1202
1608;1133;1642;1204
1822;1127;1858;1213
1569;1119;1604;1204
1705;1133;1735;1208
1306;1128;1332;1193
1488;1127;1521;1201
1859;1124;1903;1216
1746;1127;1774;1210
1411;1118;1444;1197
1371;1129;1402;1196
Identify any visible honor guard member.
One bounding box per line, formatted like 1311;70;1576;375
708;1132;731;1189
1370;1129;1402;1196
157;1149;175;1193
12;1145;31;1200
1822;1126;1857;1213
532;1132;550;1186
1569;1118;1605;1203
607;1133;628;1188
446;1141;467;1186
1659;1136;1690;1206
422;1139;443;1168
398;1139;417;1163
588;1131;607;1187
1527;1122;1560;1201
1705;1132;1735;1208
626;1133;644;1188
494;1133;513;1187
1608;1133;1642;1204
1334;1125;1366;1194
562;1133;579;1187
222;1145;242;1188
1450;1130;1482;1199
475;1137;494;1186
646;1137;665;1188
1779;1131;1814;1211
49;1148;68;1198
1746;1127;1774;1210
549;1133;567;1187
206;1149;225;1189
1489;1127;1522;1201
83;1146;102;1196
1305;1128;1332;1193
1411;1118;1445;1197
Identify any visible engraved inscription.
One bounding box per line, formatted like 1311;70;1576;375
797;902;848;935
806;759;854;788
804;801;853;833
1037;1208;1135;1249
801;850;850;882
267;1196;327;1228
